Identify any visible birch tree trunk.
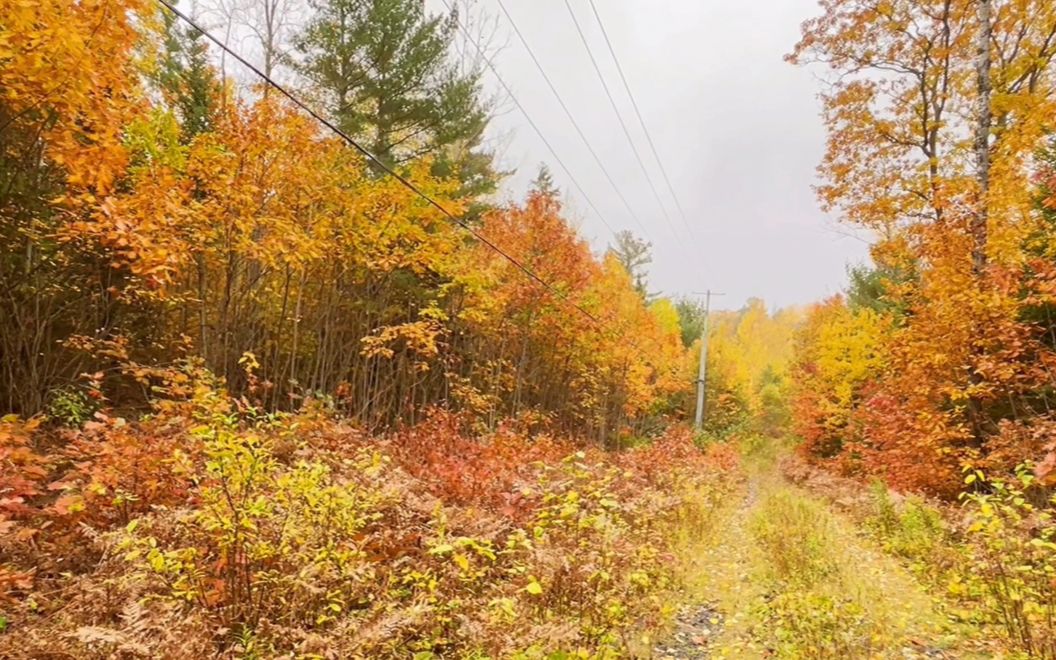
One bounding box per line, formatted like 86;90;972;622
972;0;992;275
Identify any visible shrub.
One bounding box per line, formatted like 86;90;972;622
0;376;734;658
122;428;390;633
0;416;52;603
753;590;870;659
866;482;948;569
963;465;1056;659
45;386;99;428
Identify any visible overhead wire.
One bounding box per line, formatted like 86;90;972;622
573;0;709;283
436;0;617;236
498;0;699;276
492;0;653;240
439;1;701;347
560;0;681;241
152;0;603;326
585;0;695;238
154;0;698;399
156;0;696;360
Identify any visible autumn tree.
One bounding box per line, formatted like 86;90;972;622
789;0;1056;245
0;0;147;413
791;296;889;463
691;300;803;437
788;0;1056;494
0;0;691;446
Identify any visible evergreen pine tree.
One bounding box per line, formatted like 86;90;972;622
154;12;222;142
293;0;498;195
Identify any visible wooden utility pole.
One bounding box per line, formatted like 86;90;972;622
693;290;723;430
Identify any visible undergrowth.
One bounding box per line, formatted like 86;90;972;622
0;364;737;658
741;456;949;659
828;465;1056;658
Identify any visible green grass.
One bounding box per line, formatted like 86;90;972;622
746;483;958;658
652;437;988;658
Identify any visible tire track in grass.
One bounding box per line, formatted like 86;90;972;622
655;453;765;658
656;440;979;659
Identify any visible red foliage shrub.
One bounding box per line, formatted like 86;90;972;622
0;417;51;601
619;426;737;487
54;412;198;525
0;417;50;529
384;410;567;517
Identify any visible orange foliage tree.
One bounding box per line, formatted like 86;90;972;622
789;0;1056;495
0;0;691;443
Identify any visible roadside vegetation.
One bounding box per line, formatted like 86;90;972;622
13;0;1056;658
0;360;739;657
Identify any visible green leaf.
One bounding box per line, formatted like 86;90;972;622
429;543;454;556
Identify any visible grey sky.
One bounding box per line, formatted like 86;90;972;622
457;0;871;310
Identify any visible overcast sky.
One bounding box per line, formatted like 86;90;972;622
450;0;872;311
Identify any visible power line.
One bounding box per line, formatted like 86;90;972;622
442;1;702;353
437;0;617;236
561;0;680;241
574;0;709;284
156;0;684;357
152;0;602;326
585;0;694;238
492;0;653;240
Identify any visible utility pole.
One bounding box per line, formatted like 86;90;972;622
693;290;724;430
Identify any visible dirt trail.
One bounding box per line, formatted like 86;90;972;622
654;444;977;659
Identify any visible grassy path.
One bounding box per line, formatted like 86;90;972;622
655;442;979;659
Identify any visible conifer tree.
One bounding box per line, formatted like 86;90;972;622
154;12;222;141
293;0;498;194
